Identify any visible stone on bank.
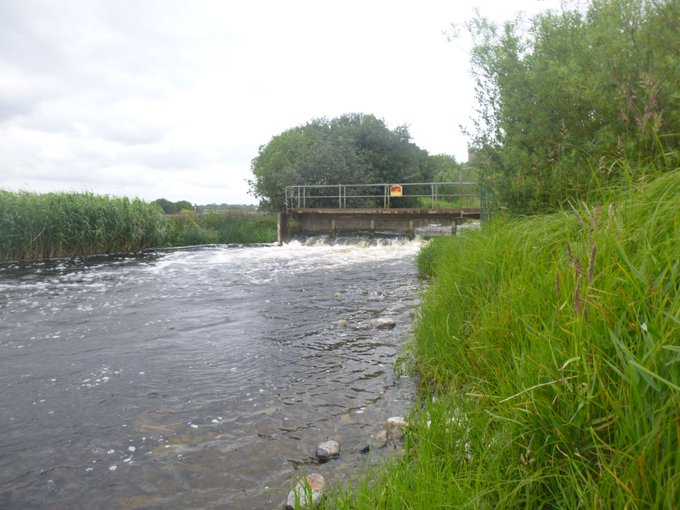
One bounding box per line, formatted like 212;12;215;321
384;416;406;440
285;473;325;510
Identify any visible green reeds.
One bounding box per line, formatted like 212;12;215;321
321;168;680;508
0;191;277;262
0;190;170;262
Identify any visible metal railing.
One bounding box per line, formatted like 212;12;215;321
285;182;480;210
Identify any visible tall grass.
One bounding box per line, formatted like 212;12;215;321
0;192;278;262
321;169;680;508
167;211;277;245
0;190;170;262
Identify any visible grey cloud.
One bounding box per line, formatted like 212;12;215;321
121;147;204;170
0;98;33;121
0;0;196;124
0;1;70;73
91;119;168;146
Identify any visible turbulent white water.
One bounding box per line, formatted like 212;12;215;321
0;238;423;509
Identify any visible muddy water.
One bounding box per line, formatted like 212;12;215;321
0;238;423;509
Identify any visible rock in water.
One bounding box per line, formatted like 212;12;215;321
285;473;325;509
371;317;396;330
315;440;340;461
384;416;406;440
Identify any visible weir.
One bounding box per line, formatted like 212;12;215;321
278;182;481;243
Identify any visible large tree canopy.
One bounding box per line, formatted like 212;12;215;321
249;113;431;210
467;0;680;214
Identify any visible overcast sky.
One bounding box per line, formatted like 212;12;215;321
0;0;561;205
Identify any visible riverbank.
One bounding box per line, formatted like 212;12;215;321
321;169;679;508
0;190;277;262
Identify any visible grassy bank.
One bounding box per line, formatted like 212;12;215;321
322;169;679;508
0;190;170;262
167;211;277;246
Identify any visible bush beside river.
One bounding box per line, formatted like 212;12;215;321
167;211;277;246
322;169;679;508
0;190;277;262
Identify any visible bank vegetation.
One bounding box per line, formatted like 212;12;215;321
318;0;679;507
322;166;679;509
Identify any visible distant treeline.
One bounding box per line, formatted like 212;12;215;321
151;198;258;215
151;198;194;214
0;190;276;262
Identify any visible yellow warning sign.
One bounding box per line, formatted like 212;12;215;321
389;184;403;197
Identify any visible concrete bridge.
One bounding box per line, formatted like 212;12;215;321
277;182;481;243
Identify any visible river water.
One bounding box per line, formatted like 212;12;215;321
0;238;423;509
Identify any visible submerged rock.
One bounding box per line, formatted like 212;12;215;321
371;317;396;330
285;473;325;510
315;440;340;461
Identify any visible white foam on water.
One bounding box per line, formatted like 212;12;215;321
151;238;427;286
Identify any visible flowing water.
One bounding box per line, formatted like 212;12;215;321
0;238;423;509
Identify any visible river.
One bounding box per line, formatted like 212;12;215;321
0;238;423;509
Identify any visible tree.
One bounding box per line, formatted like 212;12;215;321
249;113;430;210
152;198;193;214
427;154;479;182
466;0;680;214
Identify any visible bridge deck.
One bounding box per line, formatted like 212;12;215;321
279;207;480;243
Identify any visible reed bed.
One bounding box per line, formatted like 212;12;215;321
322;169;679;508
0;191;277;262
0;190;170;262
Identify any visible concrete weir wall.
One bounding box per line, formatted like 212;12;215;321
278;208;480;244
